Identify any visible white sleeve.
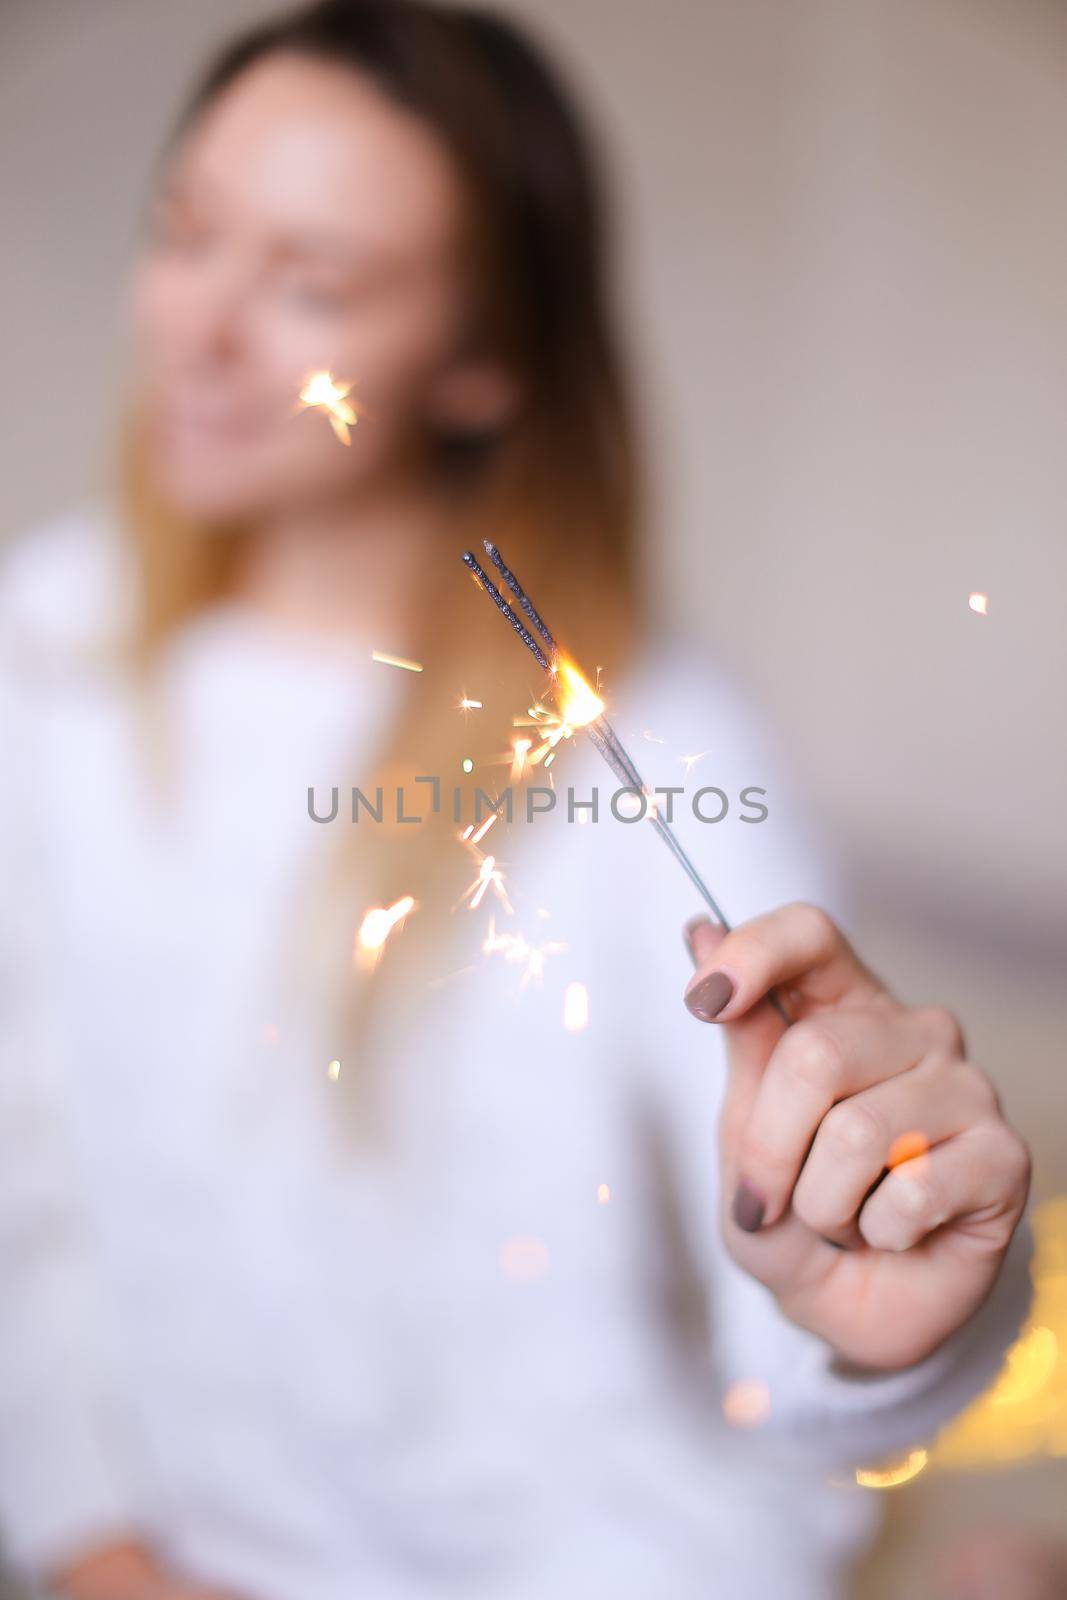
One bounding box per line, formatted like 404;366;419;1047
593;645;1033;1472
0;657;138;1575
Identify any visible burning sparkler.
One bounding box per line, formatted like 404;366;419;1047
299;370;363;445
461;539;733;931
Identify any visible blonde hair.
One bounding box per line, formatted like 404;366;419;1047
121;0;646;1143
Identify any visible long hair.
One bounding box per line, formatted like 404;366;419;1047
122;0;645;1139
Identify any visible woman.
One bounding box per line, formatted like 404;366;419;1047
0;4;1033;1597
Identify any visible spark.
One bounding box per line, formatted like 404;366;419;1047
968;592;989;616
481;915;567;986
462;757;474;774
596;1182;611;1205
298;370;362;445
458;697;483;710
327;1058;342;1082
511;738;532;780
459;852;512;914
563;981;589;1032
371;650;423;673
855;1449;928;1490
508;670;602;773
355;895;416;968
469;811;498;846
681;750;708;774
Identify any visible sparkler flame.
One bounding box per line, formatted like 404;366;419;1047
299;370;361;445
555;657;605;729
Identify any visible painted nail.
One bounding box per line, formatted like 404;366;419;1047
684;970;734;1020
683;914;713;966
731;1180;766;1233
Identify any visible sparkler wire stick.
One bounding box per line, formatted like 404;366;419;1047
462;540;733;932
462;540;792;1026
461;550;552;672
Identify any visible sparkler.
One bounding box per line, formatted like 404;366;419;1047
461;539;733;931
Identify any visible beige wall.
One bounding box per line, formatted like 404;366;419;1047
2;1;1065;1592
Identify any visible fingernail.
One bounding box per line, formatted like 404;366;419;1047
683;914;712;965
731;1180;766;1233
684;970;734;1020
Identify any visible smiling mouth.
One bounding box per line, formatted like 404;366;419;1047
158;396;266;443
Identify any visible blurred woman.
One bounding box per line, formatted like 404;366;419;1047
0;3;1033;1597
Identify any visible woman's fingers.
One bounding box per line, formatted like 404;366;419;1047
736;1007;968;1230
684;914;788;1171
858;1119;1030;1253
684;902;887;1023
790;1055;997;1239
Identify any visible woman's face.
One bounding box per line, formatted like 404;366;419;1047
132;53;502;521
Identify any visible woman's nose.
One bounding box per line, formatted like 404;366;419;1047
181;254;258;365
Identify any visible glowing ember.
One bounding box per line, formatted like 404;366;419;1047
722;1379;771;1429
469;811;498;846
855;1448;928;1490
556;657;604;729
499;1236;550;1283
510;672;603;772
298;370;362;444
355;895;416;966
371;650;423;673
481;916;567;986
459;697;483;710
327;1058;342;1082
563;981;589;1032
596;1182;611;1205
459;852;512;914
968;592;989;615
511;738;532;780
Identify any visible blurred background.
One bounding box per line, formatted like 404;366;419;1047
1;0;1065;1594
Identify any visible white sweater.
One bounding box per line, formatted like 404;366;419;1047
0;511;1032;1600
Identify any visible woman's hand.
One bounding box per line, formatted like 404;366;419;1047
50;1538;245;1600
683;904;1031;1371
